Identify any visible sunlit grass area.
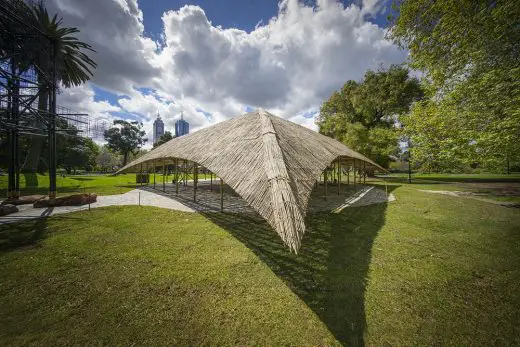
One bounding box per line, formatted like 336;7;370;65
383;172;520;182
1;182;519;345
0;172;215;198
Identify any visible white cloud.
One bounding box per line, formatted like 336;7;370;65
49;0;406;139
47;0;161;95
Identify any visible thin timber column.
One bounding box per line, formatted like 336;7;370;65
210;172;213;192
353;160;356;186
363;161;366;184
324;168;328;201
184;161;187;186
175;159;179;195
220;178;224;212
162;159;166;192
193;162;198;202
145;162;148;186
153;160;156;189
337;159;341;195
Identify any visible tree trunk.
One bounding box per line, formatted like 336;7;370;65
123;151;129;166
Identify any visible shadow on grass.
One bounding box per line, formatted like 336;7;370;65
0;211;51;252
22;172;39;188
0;211;86;253
175;184;398;346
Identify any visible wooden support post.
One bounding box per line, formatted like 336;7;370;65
145;162;148;186
363;161;366;184
153;160;156;189
338;159;341;195
210;172;213;192
193;162;198;202
324;169;328;200
220;178;224;212
353;160;356;186
347;164;350;185
162;159;166;192
175;159;179;195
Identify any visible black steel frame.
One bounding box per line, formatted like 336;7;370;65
0;0;89;198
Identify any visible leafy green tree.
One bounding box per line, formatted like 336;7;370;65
96;145;121;172
60;137;99;174
317;65;423;168
104;120;147;166
53;119;98;174
152;131;174;148
389;0;520;172
22;1;96;172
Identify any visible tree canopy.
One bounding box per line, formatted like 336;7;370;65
104;120;147;166
153;131;174;148
390;0;520;172
317;65;423;168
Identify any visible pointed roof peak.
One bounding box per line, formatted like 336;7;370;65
118;111;385;252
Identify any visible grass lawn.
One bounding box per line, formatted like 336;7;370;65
383;172;520;183
0;172;213;198
1;182;519;345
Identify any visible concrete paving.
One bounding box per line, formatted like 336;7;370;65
1;181;396;225
0;189;194;224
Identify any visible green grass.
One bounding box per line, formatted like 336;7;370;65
0;172;214;198
0;207;337;346
383;172;520;183
1;183;519;345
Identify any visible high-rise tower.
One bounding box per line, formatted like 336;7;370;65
175;111;189;137
152;112;165;144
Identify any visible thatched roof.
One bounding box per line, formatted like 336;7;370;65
118;110;384;252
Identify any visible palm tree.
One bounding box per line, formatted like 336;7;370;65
22;1;96;172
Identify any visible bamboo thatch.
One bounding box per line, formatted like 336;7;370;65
118;110;384;252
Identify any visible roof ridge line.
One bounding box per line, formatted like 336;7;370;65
259;110;305;252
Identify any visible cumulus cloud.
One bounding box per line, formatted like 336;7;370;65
49;0;406;140
47;0;161;95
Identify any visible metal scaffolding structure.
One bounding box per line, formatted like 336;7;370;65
0;0;89;198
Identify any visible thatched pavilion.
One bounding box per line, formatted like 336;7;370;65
118;110;383;252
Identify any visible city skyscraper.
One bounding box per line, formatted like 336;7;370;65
152;112;164;144
175;111;189;137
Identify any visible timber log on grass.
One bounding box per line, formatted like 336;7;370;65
34;193;97;208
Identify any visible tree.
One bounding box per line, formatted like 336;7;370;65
317;65;423;168
22;1;96;172
389;0;520;172
53;119;98;174
104;120;147;166
60;137;99;174
152;131;174;148
96;146;120;172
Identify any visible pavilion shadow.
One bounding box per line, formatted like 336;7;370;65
194;185;397;346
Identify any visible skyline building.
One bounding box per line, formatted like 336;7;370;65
152;112;164;144
175;111;189;137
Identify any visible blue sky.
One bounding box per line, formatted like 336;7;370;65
52;0;405;145
140;1;392;36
